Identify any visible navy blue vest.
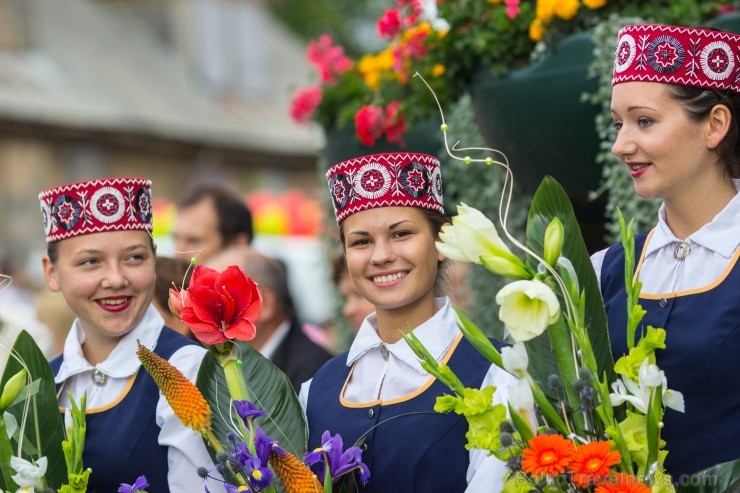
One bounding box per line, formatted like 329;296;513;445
601;232;740;479
50;327;197;493
306;335;505;492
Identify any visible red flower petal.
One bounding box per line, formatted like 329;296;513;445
190;265;219;289
223;318;257;342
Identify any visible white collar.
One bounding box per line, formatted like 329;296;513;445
647;179;740;259
258;319;291;360
346;297;458;375
55;305;164;383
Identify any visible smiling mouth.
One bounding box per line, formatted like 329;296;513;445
372;272;407;284
629;163;650;171
96;297;131;312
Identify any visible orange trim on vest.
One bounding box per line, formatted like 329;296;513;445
339;332;464;409
635;229;740;299
57;372;139;414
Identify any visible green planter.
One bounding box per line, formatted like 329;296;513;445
470;32;601;200
322;122;442;166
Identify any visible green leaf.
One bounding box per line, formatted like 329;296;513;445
525;177;615;389
454;308;503;369
196;342;307;482
0;330;66;489
675;458;740;493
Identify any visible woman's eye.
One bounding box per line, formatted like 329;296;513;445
80;258;98;266
393;230;411;239
612;121;623;131
638;117;653;128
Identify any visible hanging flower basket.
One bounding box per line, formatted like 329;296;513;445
470;31;601;200
322;122;442;166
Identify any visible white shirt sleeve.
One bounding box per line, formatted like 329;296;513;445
590;247;608;287
156;344;223;491
464;364;516;492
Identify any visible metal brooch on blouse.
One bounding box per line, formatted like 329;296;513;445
673;240;691;261
92;368;107;386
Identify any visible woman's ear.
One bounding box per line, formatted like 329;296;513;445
706;104;732;150
436;221;451;263
42;256;61;292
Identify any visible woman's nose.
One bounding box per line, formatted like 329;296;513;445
611;127;636;158
101;265;128;289
370;239;395;265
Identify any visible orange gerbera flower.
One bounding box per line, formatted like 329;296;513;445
595;473;651;493
521;434;576;477
569;441;621;487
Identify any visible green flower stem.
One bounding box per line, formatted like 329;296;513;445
220;353;251;441
0;415;19;491
546;315;585;436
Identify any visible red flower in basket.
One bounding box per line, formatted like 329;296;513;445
177;265;262;345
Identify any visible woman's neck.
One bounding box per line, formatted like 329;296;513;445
663;177;736;239
374;296;439;344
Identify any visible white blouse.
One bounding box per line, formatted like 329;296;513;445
591;180;740;292
300;297;515;492
55;305;221;491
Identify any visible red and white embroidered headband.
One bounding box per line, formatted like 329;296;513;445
612;24;740;92
326;152;444;224
39;177;153;243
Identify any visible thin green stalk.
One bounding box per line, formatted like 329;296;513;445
0;415;19;491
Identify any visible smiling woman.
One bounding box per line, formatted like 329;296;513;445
299;152;519;492
36;178;220;492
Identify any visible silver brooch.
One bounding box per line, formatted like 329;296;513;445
380;343;390;361
92;369;107;386
673;240;691;261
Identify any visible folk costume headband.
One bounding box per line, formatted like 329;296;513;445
326;152;444;224
613;23;740;92
39;177;153;243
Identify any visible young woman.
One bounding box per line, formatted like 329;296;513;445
593;24;740;480
39;178;218;491
300;152;514;492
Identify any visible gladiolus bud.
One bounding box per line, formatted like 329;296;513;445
0;368;26;410
481;254;533;280
543;217;564;267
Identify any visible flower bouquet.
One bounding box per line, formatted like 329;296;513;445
400;95;740;492
136;264;369;492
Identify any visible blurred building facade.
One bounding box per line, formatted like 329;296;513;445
0;0;323;267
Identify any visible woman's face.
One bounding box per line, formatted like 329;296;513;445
610;81;719;202
43;230;156;346
337;274;375;332
342;207;444;316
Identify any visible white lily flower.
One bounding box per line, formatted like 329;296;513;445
508;378;535;415
496;280;560;342
610;359;685;414
436;203;513;264
501;342;529;377
10;456;46;490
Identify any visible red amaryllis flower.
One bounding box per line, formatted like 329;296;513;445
290;86;323;124
179;265;262;345
521;434;576;477
569;441;621;488
355;105;385;146
595;473;651;493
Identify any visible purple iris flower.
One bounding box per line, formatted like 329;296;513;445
254;426;285;463
233;400;267;429
117;475;149;493
244;452;274;490
304;431;371;485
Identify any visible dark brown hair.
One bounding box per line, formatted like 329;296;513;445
667;85;740;179
177;183;254;246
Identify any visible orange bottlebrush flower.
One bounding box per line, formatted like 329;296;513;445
569;441;622;488
521;434;576;477
136;342;211;435
269;450;324;493
595;473;651;493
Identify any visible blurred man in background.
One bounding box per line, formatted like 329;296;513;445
172;183;253;264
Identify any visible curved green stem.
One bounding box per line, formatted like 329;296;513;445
0;415;19;491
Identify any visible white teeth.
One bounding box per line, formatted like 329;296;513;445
99;298;127;306
373;272;406;284
631;164;649;171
